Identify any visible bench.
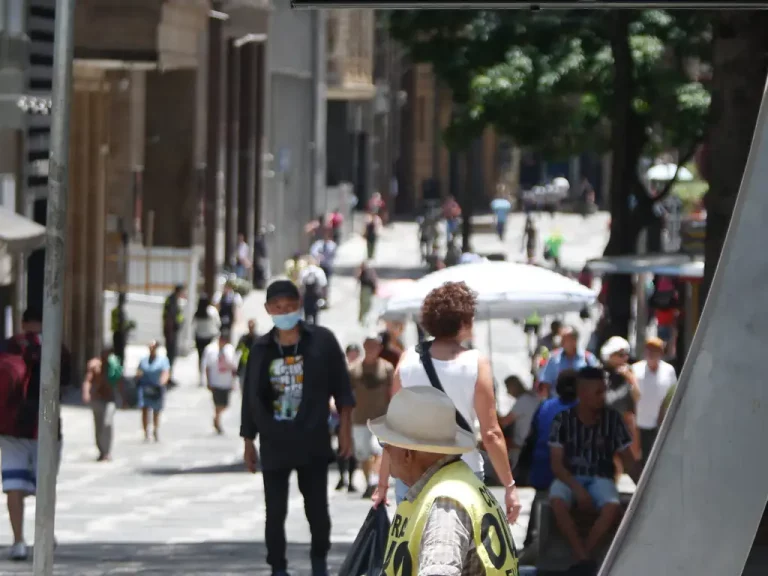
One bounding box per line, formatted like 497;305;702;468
532;490;633;573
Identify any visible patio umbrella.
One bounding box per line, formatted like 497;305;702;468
380;261;597;321
646;163;694;182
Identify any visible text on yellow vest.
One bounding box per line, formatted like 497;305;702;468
383;460;518;576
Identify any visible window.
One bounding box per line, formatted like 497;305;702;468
7;0;24;35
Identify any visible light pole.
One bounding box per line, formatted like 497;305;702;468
34;0;76;573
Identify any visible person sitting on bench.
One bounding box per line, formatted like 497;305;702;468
548;366;639;572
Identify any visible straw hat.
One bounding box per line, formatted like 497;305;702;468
368;387;476;455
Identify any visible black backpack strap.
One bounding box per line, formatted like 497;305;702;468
416;341;473;433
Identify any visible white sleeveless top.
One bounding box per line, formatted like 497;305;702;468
397;346;483;473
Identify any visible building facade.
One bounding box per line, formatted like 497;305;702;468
324;9;375;210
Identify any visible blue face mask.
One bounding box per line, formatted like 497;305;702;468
272;311;302;330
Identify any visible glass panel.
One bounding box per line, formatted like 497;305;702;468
8;0;23;35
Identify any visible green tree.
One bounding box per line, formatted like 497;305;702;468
389;9;712;335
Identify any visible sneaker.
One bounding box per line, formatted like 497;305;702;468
334;477;346;491
362;485;375;499
9;542;28;561
347;482;357;494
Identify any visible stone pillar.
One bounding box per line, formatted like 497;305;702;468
237;41;257;255
204;3;224;295
224;39;240;265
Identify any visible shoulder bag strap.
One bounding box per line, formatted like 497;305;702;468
416;341;473;433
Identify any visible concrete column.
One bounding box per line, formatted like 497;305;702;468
237;41;256;255
224;40;240;266
204;3;224;295
310;9;327;220
253;42;266;232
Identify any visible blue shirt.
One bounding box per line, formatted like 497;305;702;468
138;355;170;387
538;348;598;387
491;198;512;223
529;397;578;490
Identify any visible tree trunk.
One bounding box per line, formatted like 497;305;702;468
702;12;768;308
461;149;473;254
603;11;645;339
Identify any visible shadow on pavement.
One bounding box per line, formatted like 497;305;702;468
0;541;353;575
333;264;425;280
140;461;248;476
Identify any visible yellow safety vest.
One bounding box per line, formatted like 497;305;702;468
525;310;541;326
383;460;518;576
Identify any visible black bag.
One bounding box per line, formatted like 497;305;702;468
338;505;390;576
512;403;542;488
416;341;472;433
141;383;163;401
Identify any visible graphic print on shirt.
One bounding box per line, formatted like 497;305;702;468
269;355;305;421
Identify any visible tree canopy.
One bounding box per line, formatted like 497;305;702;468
389;10;711;161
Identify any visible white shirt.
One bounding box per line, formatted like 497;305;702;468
397;346;483;474
202;342;238;389
632;359;677;429
298;265;328;289
237;241;251;263
192;306;221;340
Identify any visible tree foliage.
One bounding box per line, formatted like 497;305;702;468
389;10;712;160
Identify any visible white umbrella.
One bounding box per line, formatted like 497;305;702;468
380;261;597;321
646;163;694;182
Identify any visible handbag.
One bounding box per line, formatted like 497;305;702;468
416;341;473;433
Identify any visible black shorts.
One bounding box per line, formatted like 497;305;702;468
211;388;231;408
524;323;540;335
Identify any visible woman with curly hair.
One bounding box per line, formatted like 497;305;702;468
371;281;522;523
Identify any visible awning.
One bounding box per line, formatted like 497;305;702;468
0;207;45;254
587;254;704;279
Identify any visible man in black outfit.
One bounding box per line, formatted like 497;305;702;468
241;280;354;576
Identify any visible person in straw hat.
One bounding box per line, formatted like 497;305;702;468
370;386;519;576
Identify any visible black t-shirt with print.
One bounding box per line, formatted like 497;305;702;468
549;406;632;479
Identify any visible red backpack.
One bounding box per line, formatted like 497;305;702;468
0;334;40;438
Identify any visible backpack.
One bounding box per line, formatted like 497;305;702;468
0;334;40;438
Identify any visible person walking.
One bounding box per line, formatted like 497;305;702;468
240;279;355;576
363;211;381;260
538;326;599;398
202;330;239;434
110;292;135;366
0;308;71;560
193;293;221;385
162;284;186;386
135;340;170;442
632;337;677;468
522;213;538;264
214;282;243;335
82;348;124;461
234;232;252;280
299;260;327;325
348;335;393;497
491;193;512;240
310;230;337;307
370;386;519;575
357;261;377;325
236;319;258;382
372;282;522;524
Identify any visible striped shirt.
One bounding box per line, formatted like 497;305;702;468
548;406;631;478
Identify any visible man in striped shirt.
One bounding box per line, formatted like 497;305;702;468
548;366;639;572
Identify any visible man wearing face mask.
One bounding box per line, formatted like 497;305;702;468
240;279;355;576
